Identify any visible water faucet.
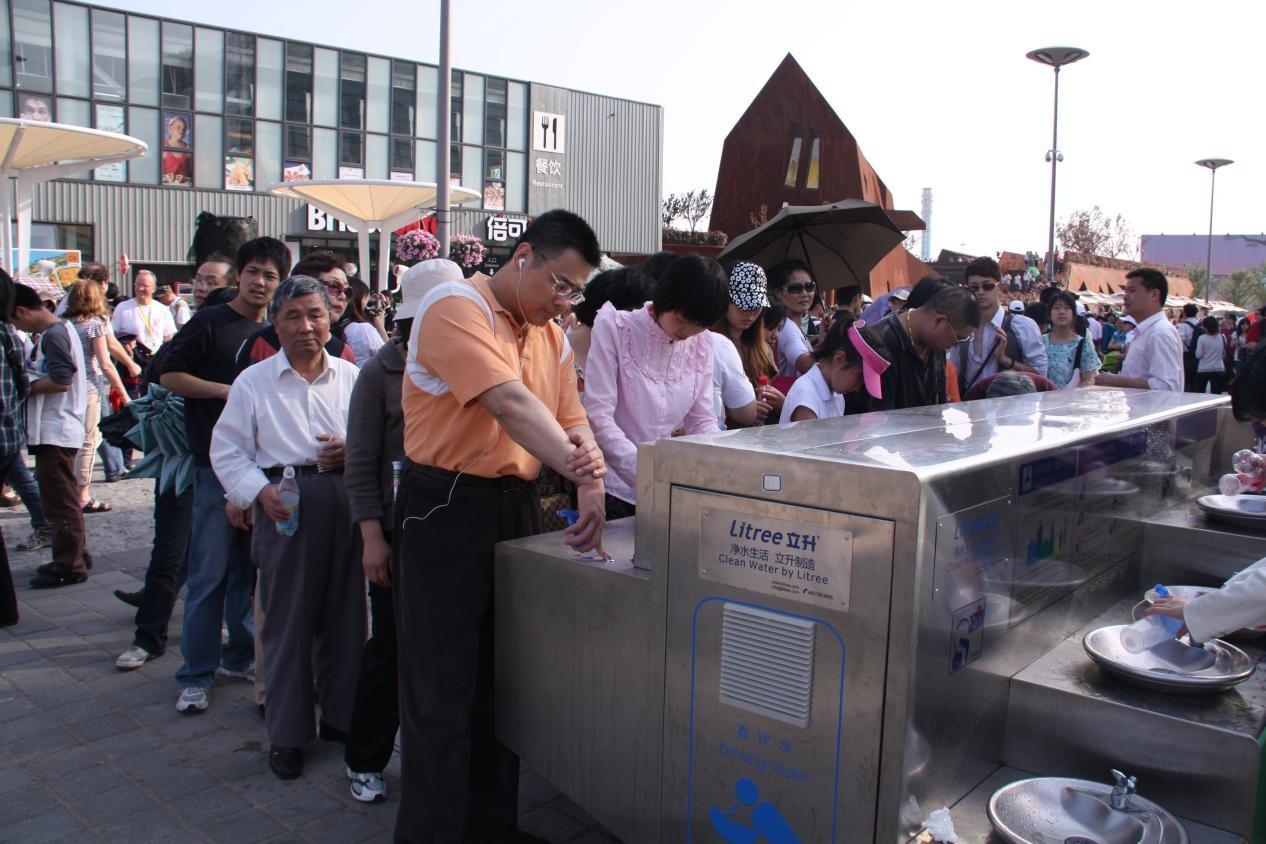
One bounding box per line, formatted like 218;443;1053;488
1109;769;1137;810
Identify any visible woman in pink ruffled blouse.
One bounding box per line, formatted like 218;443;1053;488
584;255;731;519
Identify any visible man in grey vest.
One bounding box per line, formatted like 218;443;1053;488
955;256;1047;396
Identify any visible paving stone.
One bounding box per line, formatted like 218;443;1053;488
519;768;564;812
70;783;159;826
517;800;593;842
1;806;85;843
0;710;49;743
259;783;346;827
0;763;34;794
135;765;219;802
0;784;60;824
6;725;79;760
45;763;131;800
298;807;390;843
168;784;253;825
98;806;188;843
203;807;288;843
24;744;109;780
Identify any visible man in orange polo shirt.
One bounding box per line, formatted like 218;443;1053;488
394;210;607;843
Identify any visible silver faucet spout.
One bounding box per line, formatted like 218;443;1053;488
1109;769;1137;810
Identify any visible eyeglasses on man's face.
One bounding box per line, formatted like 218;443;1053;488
322;280;349;299
547;267;585;306
967;282;997;293
783;282;816;296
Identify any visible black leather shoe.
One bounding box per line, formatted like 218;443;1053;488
30;571;87;589
269;745;302;780
113;589;144;608
36;562;56;575
318;720;347;745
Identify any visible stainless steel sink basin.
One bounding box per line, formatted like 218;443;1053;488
988;777;1189;844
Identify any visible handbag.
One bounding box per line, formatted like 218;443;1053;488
98;406;141;451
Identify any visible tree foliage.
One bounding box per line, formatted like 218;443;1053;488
1056;206;1137;260
663;189;714;232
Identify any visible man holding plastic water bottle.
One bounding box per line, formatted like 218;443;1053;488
210;275;363;781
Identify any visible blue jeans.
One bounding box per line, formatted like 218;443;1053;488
175;467;254;688
5;456;50;533
98;441;124;479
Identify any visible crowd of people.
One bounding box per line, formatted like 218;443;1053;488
0;208;1259;842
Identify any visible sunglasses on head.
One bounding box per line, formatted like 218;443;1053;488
967;282;997;292
783;282;816;295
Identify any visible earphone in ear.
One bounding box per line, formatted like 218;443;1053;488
518;258;525;269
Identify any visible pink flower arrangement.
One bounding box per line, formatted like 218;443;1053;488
449;235;488;269
395;229;440;263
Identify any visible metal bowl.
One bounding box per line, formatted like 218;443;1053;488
988;777;1189;844
1196;494;1266;531
1083;624;1255;695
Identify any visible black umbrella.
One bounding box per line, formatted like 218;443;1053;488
718;199;906;290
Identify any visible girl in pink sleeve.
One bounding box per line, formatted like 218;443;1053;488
583;255;731;519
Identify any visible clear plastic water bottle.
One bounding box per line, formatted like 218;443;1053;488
275;466;300;536
1120;584;1183;652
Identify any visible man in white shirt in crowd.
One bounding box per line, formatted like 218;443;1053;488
1096;269;1184;392
210;275;363;782
954;256;1047;396
112;270;176;353
154;283;192;329
10;283;90;589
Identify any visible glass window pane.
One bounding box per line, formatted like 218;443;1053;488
415;139;435;183
484;148;503;181
127;15;159;106
391;61;414;136
284;42;312;124
256;120;280;188
128;106;159;183
0;91;13;118
507;81;526;151
366;133;386;180
783;137;802;187
450;143;460;181
485;78;506;148
805;138;820;190
255;38;282;120
462;74;483;147
285;124;310;160
313;48;337;126
225;33;254;116
226;116;253;156
56;97;88;127
194;113;221;188
53;3;89;97
416;65;436;138
94;103;126;181
366;57;389;134
340;131;362;166
462;144;480;194
391;136;412;171
91;9;125;101
340;52;365;129
161;22;194;110
194;28;223;113
312;127;336;179
506;151;524;212
14;0;52;93
16;90;51;121
450;71;462;142
0;0;11;88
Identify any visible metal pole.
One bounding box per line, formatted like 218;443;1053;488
1205;168;1216;304
1046;66;1060;286
436;0;452;255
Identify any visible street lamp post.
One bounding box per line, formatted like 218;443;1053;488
1195;158;1233;305
1026;47;1089;286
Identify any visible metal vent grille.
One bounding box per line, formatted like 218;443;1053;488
718;603;815;728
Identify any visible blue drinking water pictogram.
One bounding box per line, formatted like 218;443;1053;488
709;777;801;844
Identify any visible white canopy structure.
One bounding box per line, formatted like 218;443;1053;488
269;179;479;291
0;118;147;277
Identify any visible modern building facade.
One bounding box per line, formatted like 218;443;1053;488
9;0;662;286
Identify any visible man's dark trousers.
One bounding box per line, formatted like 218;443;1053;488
31;445;87;576
133;479;194;656
393;464;541;843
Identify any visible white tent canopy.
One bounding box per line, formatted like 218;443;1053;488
0;118;147;276
269;179;479;291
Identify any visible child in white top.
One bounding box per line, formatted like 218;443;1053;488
780;315;890;423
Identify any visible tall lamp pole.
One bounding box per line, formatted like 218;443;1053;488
1026;47;1088;286
1195;158;1233;305
436;0;452;253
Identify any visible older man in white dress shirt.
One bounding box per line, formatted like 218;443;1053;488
1096;269;1184;392
210;275;363;782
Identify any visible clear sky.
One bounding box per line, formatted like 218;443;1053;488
102;0;1263;259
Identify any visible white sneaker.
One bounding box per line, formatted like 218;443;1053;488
115;646;153;671
217;662;255;683
347;768;387;803
176;686;209;714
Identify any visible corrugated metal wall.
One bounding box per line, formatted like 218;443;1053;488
32;181;301;265
565;92;662;256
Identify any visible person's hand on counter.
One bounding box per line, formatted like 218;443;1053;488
1142;596;1189;635
565;479;607;556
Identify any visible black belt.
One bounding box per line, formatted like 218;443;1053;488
408;462;531;492
264;464;340;479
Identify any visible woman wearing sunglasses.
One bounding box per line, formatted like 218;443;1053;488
767;260;817;377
